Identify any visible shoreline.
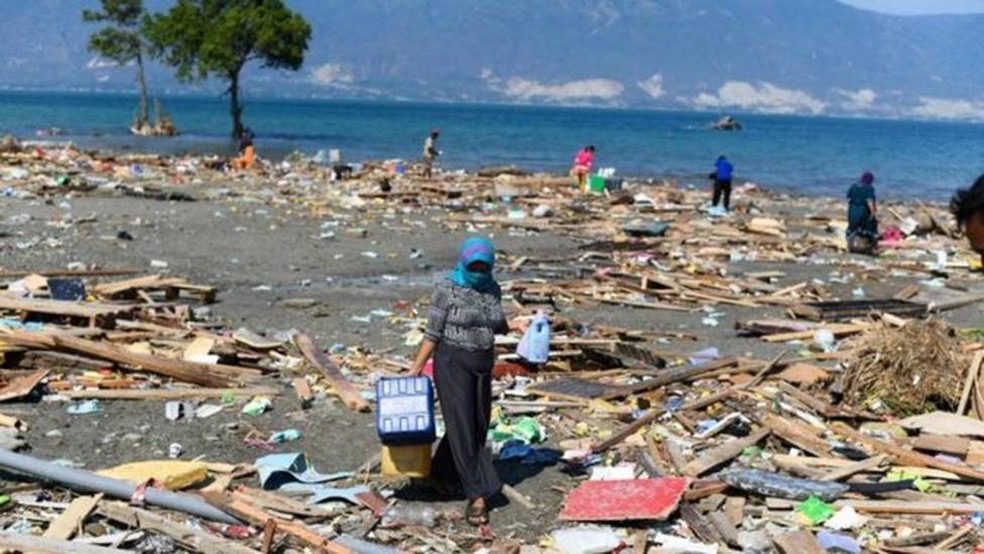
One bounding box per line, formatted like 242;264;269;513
7;139;959;207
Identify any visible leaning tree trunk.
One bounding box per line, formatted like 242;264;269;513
228;72;244;139
135;52;149;127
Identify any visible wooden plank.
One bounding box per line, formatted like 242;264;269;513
97;501;255;554
51;334;240;388
294;332;369;412
957;351;984;415
708;511;739;547
0;368;48;402
838;500;982;515
0;268;139;279
0;532;128;554
760;413;832;458
595;296;691;312
774;530;824;554
293;378;313;408
967;440;984;465
92;275;185;297
818;454;887;482
528;377;622;401
761;323;867;343
203;491;353;554
60;387;280;400
44;494;102;540
0;297;133;319
501;483;535;510
612;357;740;398
834;422;984;483
684;428;770;477
911;434;969;456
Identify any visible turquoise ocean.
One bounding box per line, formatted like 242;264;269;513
0;90;981;200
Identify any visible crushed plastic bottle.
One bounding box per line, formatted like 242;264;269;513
813;329;836;353
380;505;436;528
67;400;100;415
241;396;272;416
268;429;301;443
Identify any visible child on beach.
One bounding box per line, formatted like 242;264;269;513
846;171;878;254
950;173;984;265
571;145;595;192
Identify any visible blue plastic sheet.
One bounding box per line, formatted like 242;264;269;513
255;453;352;491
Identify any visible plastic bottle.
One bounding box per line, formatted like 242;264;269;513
268;429;301;443
813;329;835;353
380;505;436;528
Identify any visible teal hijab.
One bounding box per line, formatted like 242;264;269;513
449;237;496;291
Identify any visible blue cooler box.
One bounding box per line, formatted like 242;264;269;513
376;376;436;445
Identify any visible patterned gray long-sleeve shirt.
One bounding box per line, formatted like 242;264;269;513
424;281;508;352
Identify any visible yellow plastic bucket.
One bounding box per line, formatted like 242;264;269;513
381;444;432;477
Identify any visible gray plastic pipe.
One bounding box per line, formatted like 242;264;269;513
0;449;238;524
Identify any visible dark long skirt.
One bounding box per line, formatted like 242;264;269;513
430;343;502;500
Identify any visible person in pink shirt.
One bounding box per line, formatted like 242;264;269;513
571;145;595;191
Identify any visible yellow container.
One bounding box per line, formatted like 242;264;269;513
381;444;432;477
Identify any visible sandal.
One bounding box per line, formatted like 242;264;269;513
465;498;489;526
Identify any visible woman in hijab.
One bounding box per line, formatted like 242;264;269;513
846;171;878;253
411;237;508;525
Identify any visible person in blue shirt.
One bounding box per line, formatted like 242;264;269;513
846;171;878;253
708;155;734;210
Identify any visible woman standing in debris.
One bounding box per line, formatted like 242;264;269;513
846;171;878;253
411;237;508;525
571;145;595;192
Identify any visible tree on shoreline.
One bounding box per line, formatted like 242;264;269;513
145;0;311;139
82;0;152;131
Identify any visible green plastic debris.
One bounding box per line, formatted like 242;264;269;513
242;396;272;416
886;468;932;492
220;391;236;405
741;445;764;459
490;416;545;444
796;495;835;525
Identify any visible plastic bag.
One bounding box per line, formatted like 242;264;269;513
517;310;550;364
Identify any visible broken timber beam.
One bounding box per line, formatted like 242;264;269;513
294;332;369;412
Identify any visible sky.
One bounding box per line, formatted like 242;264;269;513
840;0;984;14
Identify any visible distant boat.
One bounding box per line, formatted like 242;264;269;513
712;116;743;131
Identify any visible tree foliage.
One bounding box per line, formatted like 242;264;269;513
83;0;144;66
83;0;152;126
145;0;312;137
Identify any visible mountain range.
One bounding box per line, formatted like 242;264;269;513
2;0;984;120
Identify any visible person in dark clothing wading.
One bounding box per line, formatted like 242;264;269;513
411;237;508;526
709;155;734;211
